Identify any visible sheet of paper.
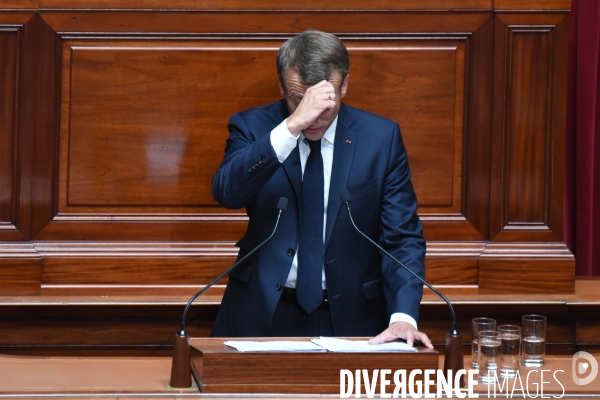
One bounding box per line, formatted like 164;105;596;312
311;337;417;352
224;340;325;352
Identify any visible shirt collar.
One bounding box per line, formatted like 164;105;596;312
299;115;338;146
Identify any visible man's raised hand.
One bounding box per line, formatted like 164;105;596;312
285;80;336;136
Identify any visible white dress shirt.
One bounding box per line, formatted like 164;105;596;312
269;118;417;330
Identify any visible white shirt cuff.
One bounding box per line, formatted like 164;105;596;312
270;119;298;163
390;313;418;330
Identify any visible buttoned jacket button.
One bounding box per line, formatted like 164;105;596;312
287;248;295;257
275;282;283;291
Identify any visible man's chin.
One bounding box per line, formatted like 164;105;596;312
303;128;325;139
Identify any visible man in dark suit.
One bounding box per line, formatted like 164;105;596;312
211;30;431;348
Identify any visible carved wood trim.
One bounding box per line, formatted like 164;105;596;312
0;243;41;295
0;26;21;234
0;13;36;241
0;3;576;300
38;0;494;11
490;12;568;243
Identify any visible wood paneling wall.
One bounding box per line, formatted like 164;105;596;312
0;0;573;299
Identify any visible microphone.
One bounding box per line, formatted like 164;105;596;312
339;190;464;385
169;197;288;389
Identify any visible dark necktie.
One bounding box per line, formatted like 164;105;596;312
296;139;324;314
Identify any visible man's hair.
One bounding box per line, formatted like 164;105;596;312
276;30;349;87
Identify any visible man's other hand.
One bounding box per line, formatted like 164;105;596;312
368;321;434;349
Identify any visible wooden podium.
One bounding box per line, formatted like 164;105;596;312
189;337;439;394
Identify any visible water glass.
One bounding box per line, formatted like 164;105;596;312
521;315;546;367
498;324;521;378
472;317;496;368
478;330;501;384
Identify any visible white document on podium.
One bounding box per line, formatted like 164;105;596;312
311;337;417;352
224;337;417;352
224;340;325;352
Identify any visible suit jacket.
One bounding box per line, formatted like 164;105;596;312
211;99;425;337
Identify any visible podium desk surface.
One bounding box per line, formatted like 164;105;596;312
190;337;438;394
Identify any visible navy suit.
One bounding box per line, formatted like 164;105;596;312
211;99;425;337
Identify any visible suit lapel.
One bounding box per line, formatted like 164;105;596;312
282;146;302;200
274;100;303;200
325;104;357;248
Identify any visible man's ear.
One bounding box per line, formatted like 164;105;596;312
278;80;286;98
340;74;349;98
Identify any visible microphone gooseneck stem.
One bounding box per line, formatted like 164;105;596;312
178;200;287;336
170;197;287;390
342;201;458;334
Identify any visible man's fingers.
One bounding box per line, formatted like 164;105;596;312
367;337;379;345
306;81;335;100
311;90;335;103
311;79;335;90
369;323;434;350
306;80;333;94
368;333;386;345
300;84;335;108
368;331;395;345
416;332;434;349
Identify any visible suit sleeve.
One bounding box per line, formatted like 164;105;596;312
379;123;426;322
212;112;284;209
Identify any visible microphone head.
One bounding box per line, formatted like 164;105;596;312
339;189;351;203
277;197;288;211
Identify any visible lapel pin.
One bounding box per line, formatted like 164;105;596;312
346;140;352;144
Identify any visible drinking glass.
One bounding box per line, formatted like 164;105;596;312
498;324;521;378
472;317;496;369
478;330;501;384
521;315;546;367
